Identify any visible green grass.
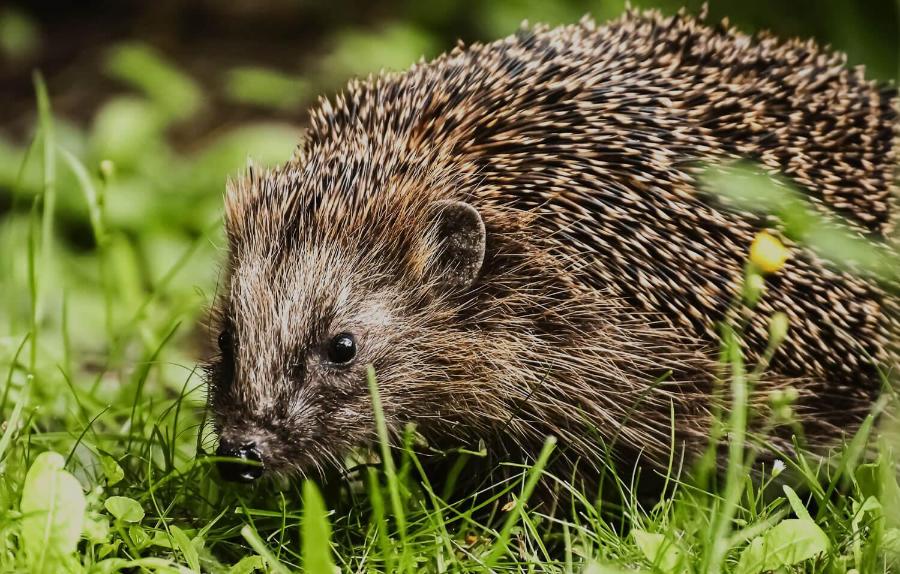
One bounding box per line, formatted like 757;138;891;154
1;32;900;574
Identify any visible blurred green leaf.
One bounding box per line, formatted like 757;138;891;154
227;556;265;574
478;0;633;37
20;451;86;574
84;514;110;544
104;42;204;122
0;7;39;61
322;23;438;81
302;480;336;574
90;97;169;170
631;530;685;574
104;496;144;523
170;525;201;572
885;529;900;556
99;454;124;485
225;66;311;111
703;163;899;281
735;518;829;574
187;123;300;196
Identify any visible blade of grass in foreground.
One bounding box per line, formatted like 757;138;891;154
240;524;290;574
302;480;336;573
60;149;114;336
366;465;393;572
126;321;181;452
0;363;31;463
366;364;408;567
114;217;221;349
27;198;39;374
484;435;557;568
34;72;56;326
705;324;749;573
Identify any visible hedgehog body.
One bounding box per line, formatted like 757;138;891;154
209;10;898;482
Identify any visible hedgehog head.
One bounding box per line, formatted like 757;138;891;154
206;147;503;481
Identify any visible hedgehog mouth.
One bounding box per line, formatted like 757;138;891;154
214;419;350;482
215;440;265;482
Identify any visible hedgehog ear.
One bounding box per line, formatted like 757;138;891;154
425;200;486;291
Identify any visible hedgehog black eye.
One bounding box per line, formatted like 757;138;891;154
326;333;356;365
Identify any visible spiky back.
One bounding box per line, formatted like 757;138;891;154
226;9;898;466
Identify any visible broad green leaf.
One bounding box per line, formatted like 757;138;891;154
302;480;336;574
104;496;145;523
90;97;167;169
98;541;120;559
884;528;900;555
632;530;685;574
227;556;265;574
241;525;290;574
783;486;812;521
855;462;881;500
128;557;187;572
224;67;311;110
736;519;830;574
129;525;150;549
150;530;176;549
170;525;201;572
322;23;437;80
99;454;124;485
859;496;882;514
736;537;767;574
104;42;203;122
91;558;130;574
20;452;87;574
850;496;884;568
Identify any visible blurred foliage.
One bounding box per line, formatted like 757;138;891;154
322;22;440;79
0;7;38;62
224;66;311;110
104;43;204;122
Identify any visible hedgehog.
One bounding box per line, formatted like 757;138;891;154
206;9;899;484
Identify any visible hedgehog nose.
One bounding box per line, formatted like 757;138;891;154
216;440;264;482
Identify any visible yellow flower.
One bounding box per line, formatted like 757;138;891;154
749;231;789;273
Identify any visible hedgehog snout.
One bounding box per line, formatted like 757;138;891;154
216;438;264;482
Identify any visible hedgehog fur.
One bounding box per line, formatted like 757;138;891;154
207;9;899;482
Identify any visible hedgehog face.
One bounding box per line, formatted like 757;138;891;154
209;242;399;481
208;194;489;482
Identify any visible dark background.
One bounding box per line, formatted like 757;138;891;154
3;0;898;140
